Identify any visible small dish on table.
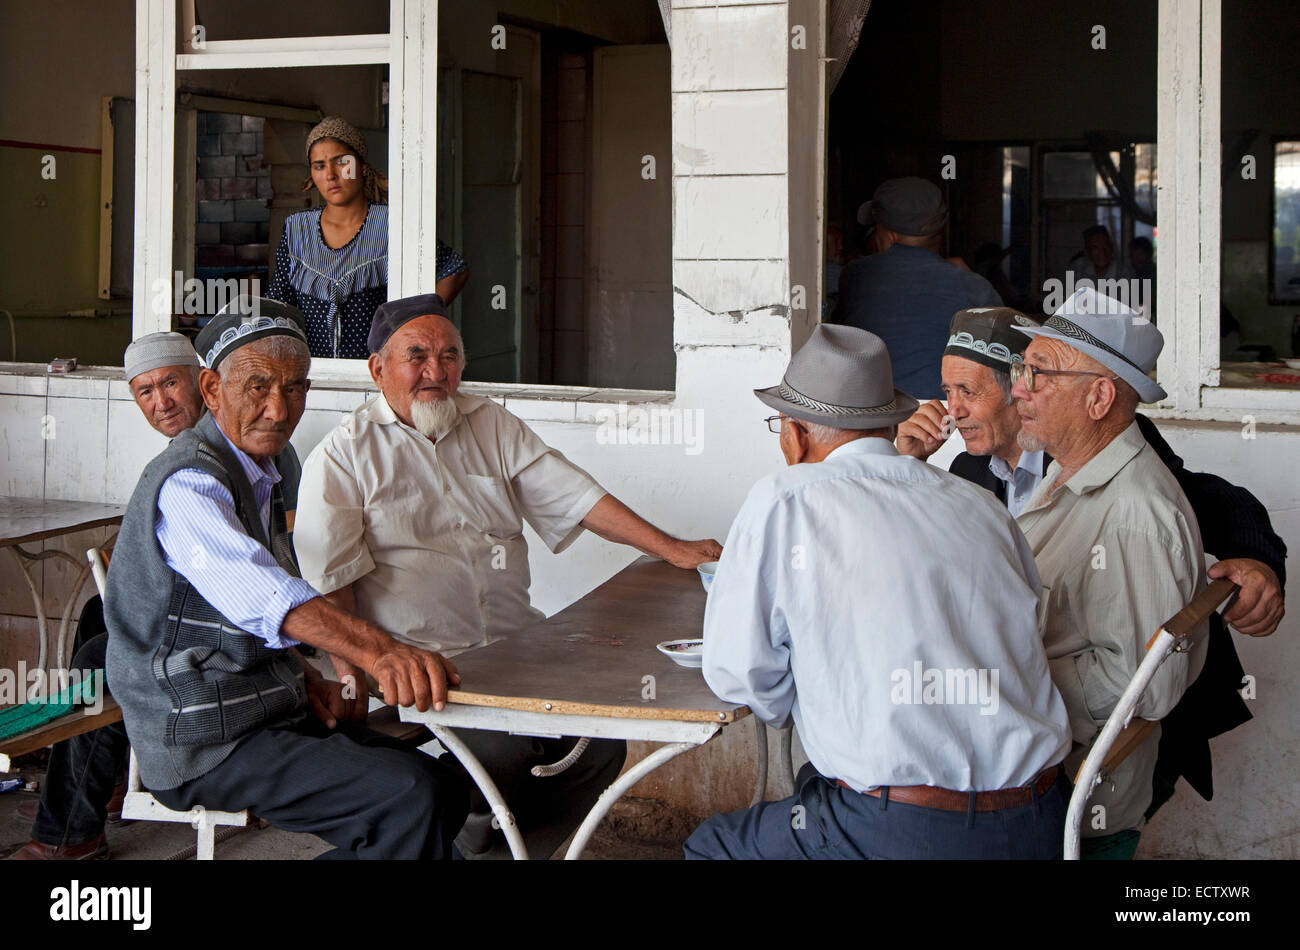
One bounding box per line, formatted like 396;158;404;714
656;639;704;668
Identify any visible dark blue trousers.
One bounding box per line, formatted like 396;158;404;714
685;764;1067;860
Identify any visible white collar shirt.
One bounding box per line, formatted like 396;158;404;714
294;392;607;654
702;437;1071;792
1017;420;1206;834
988;449;1045;517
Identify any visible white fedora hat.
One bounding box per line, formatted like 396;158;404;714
1015;286;1167;403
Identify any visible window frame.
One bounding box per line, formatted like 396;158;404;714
1156;0;1300;422
132;0;439;384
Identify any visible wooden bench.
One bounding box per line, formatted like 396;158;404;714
0;697;122;773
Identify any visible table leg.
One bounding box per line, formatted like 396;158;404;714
8;539;105;688
425;723;530;861
563;741;699;861
8;546;50;679
750;716;769;806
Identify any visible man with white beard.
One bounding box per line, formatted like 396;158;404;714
294;293;721;858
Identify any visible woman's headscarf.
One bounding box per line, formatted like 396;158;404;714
303;115;388;205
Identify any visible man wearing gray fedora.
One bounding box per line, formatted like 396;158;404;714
1010;287;1206;859
685;324;1072;860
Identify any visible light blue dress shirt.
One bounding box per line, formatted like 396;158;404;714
154;428;319;650
702;437;1071;792
988;449;1045;518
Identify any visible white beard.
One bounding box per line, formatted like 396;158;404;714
1017;429;1048;453
409;396;461;440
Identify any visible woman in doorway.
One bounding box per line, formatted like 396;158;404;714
267;115;469;359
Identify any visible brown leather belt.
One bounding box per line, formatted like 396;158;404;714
836;765;1061;813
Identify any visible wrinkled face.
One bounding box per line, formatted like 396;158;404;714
309;139;364;206
940;356;1021;460
368;315;465;428
1084;233;1113;271
201;344;310;460
129;364;205;437
1011;338;1096;454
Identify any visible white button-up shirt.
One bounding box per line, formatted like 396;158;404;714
702;438;1071;793
294;392;607;654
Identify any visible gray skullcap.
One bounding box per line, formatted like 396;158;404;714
860;177;948;237
944;307;1043;373
195;296;309;370
123;331;199;383
368;293;449;354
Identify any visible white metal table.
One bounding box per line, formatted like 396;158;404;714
399;556;752;860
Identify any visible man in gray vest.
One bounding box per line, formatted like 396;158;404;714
10;331;306;861
103;299;468;859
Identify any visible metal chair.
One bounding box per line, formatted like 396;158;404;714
1064;576;1239;859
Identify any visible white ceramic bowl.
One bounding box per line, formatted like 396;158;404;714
657;639;704;668
697;561;719;592
1283;358;1300;370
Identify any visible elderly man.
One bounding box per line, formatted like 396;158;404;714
102;299;469;860
998;287;1209;858
895;307;1285;837
684;325;1071;860
835;177;1002;398
10;332;303;860
294;293;721;859
898;309;1284;637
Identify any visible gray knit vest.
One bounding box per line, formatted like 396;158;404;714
104;412;307;790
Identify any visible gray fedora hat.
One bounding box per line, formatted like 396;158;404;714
1015;286;1166;403
755;324;919;429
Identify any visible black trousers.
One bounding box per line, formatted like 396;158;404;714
32;616;128;848
152;717;470;860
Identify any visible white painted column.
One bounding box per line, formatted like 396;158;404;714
671;0;793;398
132;0;177;337
389;0;440;299
1156;0;1221;410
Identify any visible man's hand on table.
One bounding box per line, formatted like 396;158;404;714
282;595;461;713
664;538;723;570
580;493;722;569
1210;558;1285;637
370;644;461;713
895;399;951;461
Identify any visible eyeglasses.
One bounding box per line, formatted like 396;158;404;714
764;415;808;434
1010;362;1118;393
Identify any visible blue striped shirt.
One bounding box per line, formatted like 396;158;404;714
154;429;319;650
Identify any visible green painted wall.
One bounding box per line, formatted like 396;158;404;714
0;145;131;363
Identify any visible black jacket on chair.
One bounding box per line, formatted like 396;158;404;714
947;412;1286;802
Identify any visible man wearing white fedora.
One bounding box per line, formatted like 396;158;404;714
685;324;1072;860
1011;286;1206;859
